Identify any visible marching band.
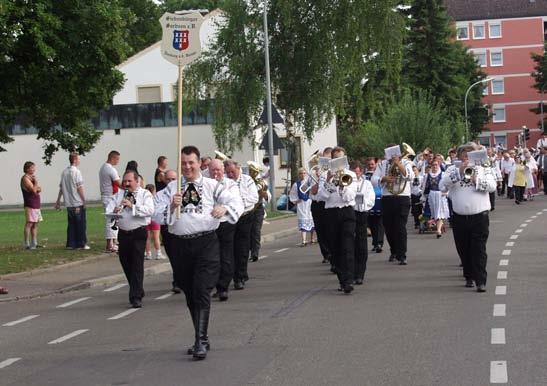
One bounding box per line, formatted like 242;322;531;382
100;139;512;361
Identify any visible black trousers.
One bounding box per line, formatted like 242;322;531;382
233;211;254;283
514;186;525;202
489;192;496;210
368;214;384;248
249;205;265;259
118;227;147;303
410;194;422;226
66;206;87;248
325;206;356;287
310;200;331;260
354;211;368;281
168;232;220;310
542;172;547;194
381;196;410;260
452;211;489;285
160;225;177;287
503;174;513;198
216;221;236;292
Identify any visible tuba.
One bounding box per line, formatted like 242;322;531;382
386;142;415;195
247;161;268;193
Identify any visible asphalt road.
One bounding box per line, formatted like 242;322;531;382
1;195;546;386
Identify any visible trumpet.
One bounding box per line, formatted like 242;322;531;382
462;166;476;183
329;156;353;187
333;170;353;187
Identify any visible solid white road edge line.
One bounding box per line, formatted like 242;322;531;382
493;304;506;317
490;361;508;383
108;308;140;320
2;315;39;327
48;329;89;345
104;283;127;292
56;297;91;308
491;328;506;344
495;286;507;295
0;358;22;369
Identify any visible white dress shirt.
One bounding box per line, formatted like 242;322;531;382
500;158;514;175
439;165;497;215
371;159;415;197
411;174;424;196
156;175;242;236
151;187;170;226
106;187;154;230
234;173;259;213
217;177;244;223
317;169;357;209
353;176;376;212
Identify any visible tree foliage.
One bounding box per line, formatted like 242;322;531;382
120;0;162;55
159;0;223;12
402;0;488;138
530;42;547;129
0;0;133;162
183;0;406;153
344;90;464;159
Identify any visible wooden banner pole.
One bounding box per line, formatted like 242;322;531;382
176;62;183;219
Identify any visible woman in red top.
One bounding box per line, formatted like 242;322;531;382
21;161;42;249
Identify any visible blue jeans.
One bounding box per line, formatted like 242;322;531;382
67;206;87;248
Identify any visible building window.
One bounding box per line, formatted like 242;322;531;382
473;23;485;39
478;137;490;146
490;49;503;66
456;24;469;40
137;86;161;103
494;135;506;148
493;106;506;122
474;51;487;67
491;78;505;94
489;22;502;38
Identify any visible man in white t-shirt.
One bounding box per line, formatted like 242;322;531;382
99;150;121;252
55;153;89;249
537;133;547;150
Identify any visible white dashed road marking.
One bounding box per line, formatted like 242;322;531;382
525;219;532;222
497;271;507;279
155;293;173;300
493;304;506;317
531;215;537;218
499;259;509;266
56;297;91;308
108;308;140;320
274;248;289;253
104;283;127;292
0;358;21;369
495;286;507;295
490;361;508;383
491;328;506;344
515;229;523;233
501;250;511;256
520;223;528;227
505;242;514;247
48;329;89;344
258;255;268;260
509;235;518;240
2;315;39;327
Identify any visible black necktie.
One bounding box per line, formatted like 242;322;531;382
182;182;201;207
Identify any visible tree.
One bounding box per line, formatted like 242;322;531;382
120;0;162;55
402;0;488;138
530;42;547;130
344;90;464;159
183;0;406;153
159;0;223;12
0;0;133;162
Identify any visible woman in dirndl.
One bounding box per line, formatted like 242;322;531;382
289;168;316;246
423;160;450;238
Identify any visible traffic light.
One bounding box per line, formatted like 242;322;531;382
524;127;530;140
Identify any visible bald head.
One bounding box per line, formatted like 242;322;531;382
164;170;177;184
209;159;225;181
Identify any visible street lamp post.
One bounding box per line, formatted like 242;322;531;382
541;83;545;134
464;77;494;142
263;0;275;211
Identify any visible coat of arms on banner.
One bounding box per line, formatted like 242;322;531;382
173;30;189;51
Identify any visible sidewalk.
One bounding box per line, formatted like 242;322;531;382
0;214;297;303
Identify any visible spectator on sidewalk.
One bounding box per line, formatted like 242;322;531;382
537;147;547;194
0;286;8;295
289;168;315;246
126;160;145;188
99;151;121;253
55;153;89;250
21;161;42;249
144;184;164;260
154;156;168;192
508;156;534;204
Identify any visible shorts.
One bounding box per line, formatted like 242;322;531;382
146;221;160;231
24;207;43;223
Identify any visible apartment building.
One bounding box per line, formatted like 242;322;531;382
445;0;547;148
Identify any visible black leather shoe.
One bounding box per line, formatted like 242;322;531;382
376;247;383;253
187;341;210;355
322;258;329;264
465;279;475;288
172;286;182;294
354;279;364;285
234;281;245;290
388;255;396;262
249;256;258;262
476;284;486;293
212;291;219;298
218;291;228;301
131;300;142;308
343;284;354;294
398;259;407;266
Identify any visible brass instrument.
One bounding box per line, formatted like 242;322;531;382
329;156;353;187
299;151;323;194
386;142;415;195
462;166;476;183
214;150;229;162
247;161;268;192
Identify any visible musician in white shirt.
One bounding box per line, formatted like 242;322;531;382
105;170;154;308
156;146;241;360
224;160;259;290
372;145;415;265
439;143;497;293
208;159;244;301
317;147;357;293
350;160;375;285
499;152;515;198
310;147;333;265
